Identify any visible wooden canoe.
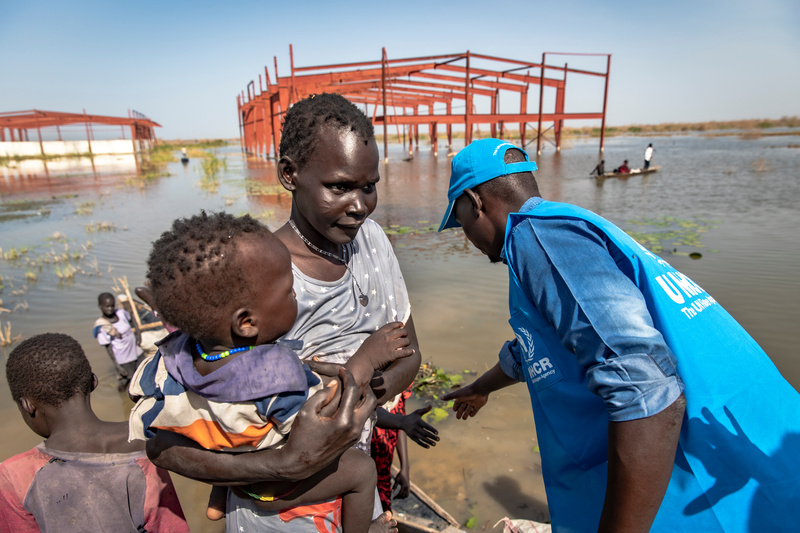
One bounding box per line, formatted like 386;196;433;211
391;467;463;533
597;166;661;179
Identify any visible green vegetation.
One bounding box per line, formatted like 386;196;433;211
382;220;438;236
0;321;21;347
199;153;227;193
412;361;476;423
568;116;800;138
0;197;62;222
84;221;117;233
158;139;231;149
375;116;799;144
74;201;96;216
622;216;720;255
243;180;289;197
0;152;94;166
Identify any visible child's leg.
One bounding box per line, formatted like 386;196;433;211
251;448;394;532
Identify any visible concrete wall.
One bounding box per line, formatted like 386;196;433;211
1;154;138;177
0;139;141;157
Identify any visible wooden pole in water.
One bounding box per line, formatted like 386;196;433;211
123;281;144;334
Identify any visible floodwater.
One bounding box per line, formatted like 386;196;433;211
1;133;799;532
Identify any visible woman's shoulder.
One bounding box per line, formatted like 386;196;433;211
356;218;391;249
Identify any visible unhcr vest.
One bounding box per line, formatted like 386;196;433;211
504;200;800;532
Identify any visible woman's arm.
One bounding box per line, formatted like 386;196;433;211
147;367;377;484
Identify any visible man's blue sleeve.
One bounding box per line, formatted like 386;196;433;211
511;217;684;422
498;339;527;383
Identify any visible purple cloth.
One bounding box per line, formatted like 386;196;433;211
157;332;311;403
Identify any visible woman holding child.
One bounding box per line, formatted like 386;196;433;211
145;93;423;532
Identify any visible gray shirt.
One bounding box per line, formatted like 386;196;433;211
283;218;411;364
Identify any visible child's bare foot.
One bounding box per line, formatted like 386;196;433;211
369;511;398;533
206;485;227;521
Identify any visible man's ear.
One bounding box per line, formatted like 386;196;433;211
91;373;99;392
463;188;484;216
19;397;36;417
231;308;258;339
278;156;298;192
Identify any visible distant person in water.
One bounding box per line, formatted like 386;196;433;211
590;159;605;177
644;143;654;170
615;159;630;173
93;292;143;389
0;333;189;532
439;138;800;532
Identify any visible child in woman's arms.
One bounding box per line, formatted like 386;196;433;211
129;211;412;532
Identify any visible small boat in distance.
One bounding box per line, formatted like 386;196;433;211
596;166;661;179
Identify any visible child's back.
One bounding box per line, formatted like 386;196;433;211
0;333;188;533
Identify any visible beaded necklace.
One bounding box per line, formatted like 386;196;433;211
288;219;369;307
196;342;254;362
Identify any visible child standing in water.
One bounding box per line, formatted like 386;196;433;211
129;211;412;532
93;292;143;388
0;333;188;532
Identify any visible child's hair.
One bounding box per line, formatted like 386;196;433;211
98;292;114;304
6;333;93;406
146;211;277;340
279;93;375;168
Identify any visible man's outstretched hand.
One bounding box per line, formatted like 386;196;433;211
442;382;489;420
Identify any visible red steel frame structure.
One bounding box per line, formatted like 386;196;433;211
237;47;611;160
0;109;160;149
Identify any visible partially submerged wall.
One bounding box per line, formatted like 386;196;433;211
0;139;150;158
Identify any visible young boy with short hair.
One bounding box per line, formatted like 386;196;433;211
129;211;411;532
0;332;188;532
93;292;143;388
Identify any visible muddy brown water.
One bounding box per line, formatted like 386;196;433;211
1;134;799;532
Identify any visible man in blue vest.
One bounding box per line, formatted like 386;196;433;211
440;138;800;532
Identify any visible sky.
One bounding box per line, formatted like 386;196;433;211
2;0;799;140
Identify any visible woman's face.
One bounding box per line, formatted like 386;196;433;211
287;126;380;247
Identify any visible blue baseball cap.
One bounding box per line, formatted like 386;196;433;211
438;139;538;231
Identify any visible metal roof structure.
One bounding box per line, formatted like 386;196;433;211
237;47;611;160
0;109;160;145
